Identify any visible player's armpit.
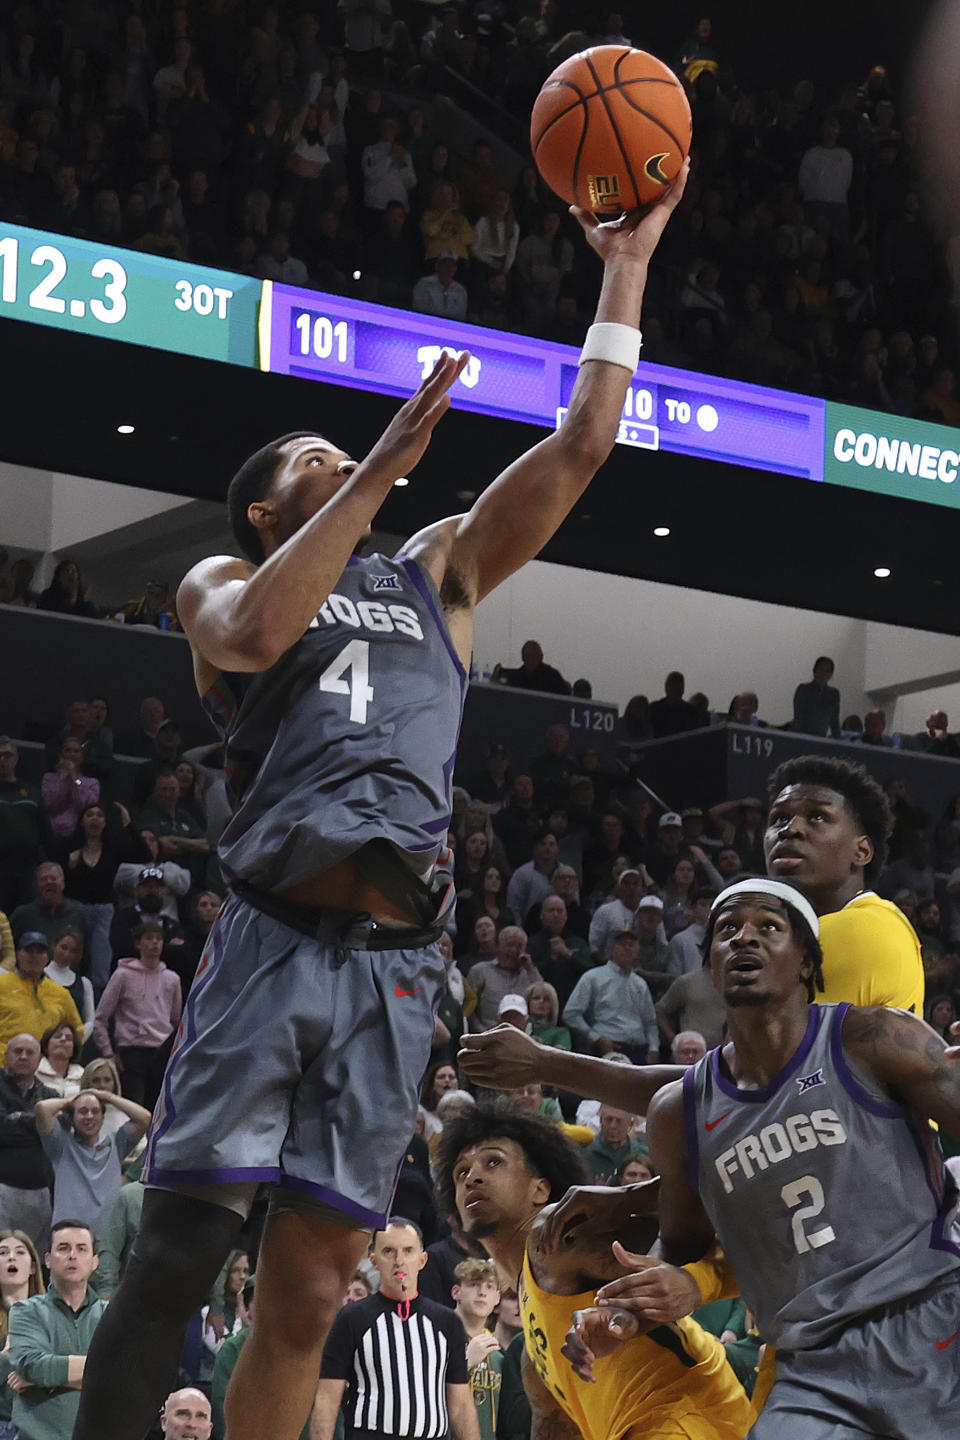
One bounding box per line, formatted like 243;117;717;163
521;1350;584;1440
843;1004;960;1130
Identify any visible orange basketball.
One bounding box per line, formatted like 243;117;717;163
530;46;692;213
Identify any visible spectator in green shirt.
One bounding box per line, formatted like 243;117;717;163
524;982;571;1051
583;1103;645;1183
137;773;211;886
453;1258;503;1440
7;1220;107;1440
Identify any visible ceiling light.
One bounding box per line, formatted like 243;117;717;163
653;526;670;538
117;424;135;435
873;566;891;579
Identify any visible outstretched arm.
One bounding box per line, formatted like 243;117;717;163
445;169;689;604
458;1025;683;1111
177;352;469;673
844;1005;960;1133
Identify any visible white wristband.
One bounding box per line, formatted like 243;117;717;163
578;322;642;372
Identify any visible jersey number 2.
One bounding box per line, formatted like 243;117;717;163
781;1175;836;1254
319;639;374;723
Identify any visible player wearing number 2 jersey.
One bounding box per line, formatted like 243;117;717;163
73;173;690;1440
648;878;960;1440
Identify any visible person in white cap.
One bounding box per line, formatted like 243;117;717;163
588;869;650;962
496;994;530;1032
645;812;688;886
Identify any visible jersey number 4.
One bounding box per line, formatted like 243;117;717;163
781;1175;836;1255
319;639;374;724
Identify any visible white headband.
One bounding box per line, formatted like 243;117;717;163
709;879;820;938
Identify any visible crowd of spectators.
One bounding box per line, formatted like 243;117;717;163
1;4;957;417
1;646;960;1425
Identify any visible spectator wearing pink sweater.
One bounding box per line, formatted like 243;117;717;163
93;922;181;1111
41;738;100;838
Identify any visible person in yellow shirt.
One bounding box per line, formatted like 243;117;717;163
762;755;923;1014
436;1109;753;1440
0;934;84;1054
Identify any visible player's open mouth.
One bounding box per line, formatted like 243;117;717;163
728;957;762;973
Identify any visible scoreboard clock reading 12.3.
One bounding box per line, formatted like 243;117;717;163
0;222;261;367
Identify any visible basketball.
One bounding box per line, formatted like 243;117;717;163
530;46;692;214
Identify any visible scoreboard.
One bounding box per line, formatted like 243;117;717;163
2;220;957;509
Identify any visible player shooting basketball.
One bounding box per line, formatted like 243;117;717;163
73;166;688;1440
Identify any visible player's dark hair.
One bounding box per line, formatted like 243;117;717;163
434;1108;590;1223
702;899;825;1002
226;431;326;564
766;754;892;884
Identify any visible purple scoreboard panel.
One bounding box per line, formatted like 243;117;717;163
259;282;825;481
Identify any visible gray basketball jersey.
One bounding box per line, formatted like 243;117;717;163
205;553;466;894
684;1002;960;1351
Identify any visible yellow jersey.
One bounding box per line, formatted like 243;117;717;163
519;1248;753;1440
816;890;924;1014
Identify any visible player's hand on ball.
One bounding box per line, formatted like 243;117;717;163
593;1241;700;1324
458;1024;545;1089
562;1307;639;1381
569;156;689;266
362;349;470;484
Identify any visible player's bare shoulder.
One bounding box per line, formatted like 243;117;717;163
177;553;259;693
178;554;256;617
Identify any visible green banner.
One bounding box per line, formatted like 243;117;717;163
0;223;262;367
824;401;960;508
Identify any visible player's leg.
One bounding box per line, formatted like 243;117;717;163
223;1208;369;1440
222;933;446;1440
73;1185;255;1440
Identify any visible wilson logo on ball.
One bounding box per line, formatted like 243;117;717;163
587;174;621;208
644;152;671;184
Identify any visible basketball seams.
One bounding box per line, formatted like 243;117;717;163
532;77;688;153
614;88;689;158
530;79;588;149
531;45;691;209
571;90;590;219
584;51;641;209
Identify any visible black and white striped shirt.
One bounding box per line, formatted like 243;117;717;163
321;1292;469;1438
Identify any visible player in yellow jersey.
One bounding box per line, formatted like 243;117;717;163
763;755;923;1015
435;1109;754;1440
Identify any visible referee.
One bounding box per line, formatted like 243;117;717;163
313;1218;481;1440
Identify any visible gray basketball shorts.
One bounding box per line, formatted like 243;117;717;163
142;892;445;1229
749;1271;960;1440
